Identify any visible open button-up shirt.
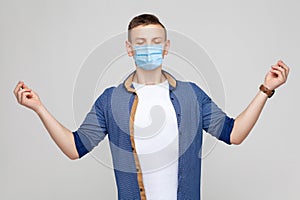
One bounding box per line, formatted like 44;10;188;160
73;70;235;200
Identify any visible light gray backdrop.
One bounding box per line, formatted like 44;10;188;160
1;0;299;199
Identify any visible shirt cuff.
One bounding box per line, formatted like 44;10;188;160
72;131;89;158
219;116;235;145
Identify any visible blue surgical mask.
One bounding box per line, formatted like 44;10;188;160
133;44;163;70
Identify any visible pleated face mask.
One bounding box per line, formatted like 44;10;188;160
133;44;163;70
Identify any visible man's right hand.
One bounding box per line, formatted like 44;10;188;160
14;81;43;112
13;81;79;159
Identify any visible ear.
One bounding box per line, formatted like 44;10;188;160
163;40;170;58
125;41;134;57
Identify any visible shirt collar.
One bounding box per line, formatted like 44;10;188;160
123;70;177;93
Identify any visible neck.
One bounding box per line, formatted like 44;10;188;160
133;67;166;85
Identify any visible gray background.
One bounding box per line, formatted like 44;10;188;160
1;0;299;199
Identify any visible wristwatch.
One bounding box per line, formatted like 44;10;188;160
259;84;275;98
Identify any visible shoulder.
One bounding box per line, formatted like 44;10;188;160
176;80;207;99
94;86;116;106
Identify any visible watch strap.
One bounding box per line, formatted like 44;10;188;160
259;84;275;98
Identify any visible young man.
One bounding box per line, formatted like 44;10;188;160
14;14;289;199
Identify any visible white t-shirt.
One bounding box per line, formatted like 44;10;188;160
133;80;179;200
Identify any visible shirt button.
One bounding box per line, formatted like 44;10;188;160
140;188;143;192
136;168;139;172
132;147;135;151
171;97;174;100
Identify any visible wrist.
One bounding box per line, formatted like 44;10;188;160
34;104;46;115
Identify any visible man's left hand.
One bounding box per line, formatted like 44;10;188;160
263;60;290;90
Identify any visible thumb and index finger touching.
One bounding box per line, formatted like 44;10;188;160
13;81;32;98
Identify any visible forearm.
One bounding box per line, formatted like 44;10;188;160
230;91;268;144
35;105;79;159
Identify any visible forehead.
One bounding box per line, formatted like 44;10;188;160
129;24;165;40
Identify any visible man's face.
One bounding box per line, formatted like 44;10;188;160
126;24;170;58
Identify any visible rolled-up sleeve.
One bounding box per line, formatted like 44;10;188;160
73;94;108;158
201;91;234;145
190;82;235;145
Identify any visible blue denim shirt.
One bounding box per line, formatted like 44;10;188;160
73;70;235;200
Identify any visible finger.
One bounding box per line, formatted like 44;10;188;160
22;83;30;89
17;88;30;102
277;60;290;74
270;68;285;82
278;60;287;67
17;88;32;103
14;81;24;97
272;65;286;79
21;91;32;104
